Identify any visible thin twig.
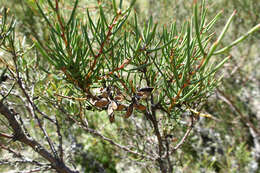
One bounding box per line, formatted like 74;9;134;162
168;114;194;155
55;115;64;162
10;44;58;158
0;132;12;139
0;144;46;166
82;124;156;161
217;89;260;135
165;138;173;172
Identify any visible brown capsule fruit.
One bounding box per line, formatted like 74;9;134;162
109;113;115;123
116;104;127;111
134;103;146;111
101;91;108;98
136;87;154;99
114;95;124;101
94;98;109;108
125;103;134;118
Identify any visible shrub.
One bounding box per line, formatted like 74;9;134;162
0;0;259;172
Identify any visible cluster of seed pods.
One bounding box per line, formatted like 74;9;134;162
92;86;154;122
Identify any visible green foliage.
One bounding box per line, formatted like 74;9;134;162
35;0;259;122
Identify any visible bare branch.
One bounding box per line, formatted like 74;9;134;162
168;114;194;155
217;88;260;135
11;46;58;158
55;115;64;162
0;102;78;173
0;143;47;167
